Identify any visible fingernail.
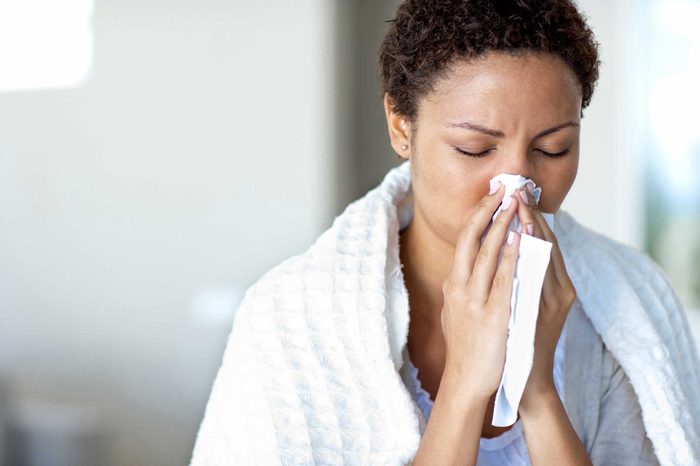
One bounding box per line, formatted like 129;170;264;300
507;231;516;245
526;223;534;235
518;189;529;205
526;182;535;195
489;181;501;195
501;195;513;210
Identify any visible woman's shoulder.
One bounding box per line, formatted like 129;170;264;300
243;231;334;300
556;210;673;292
558;210;692;367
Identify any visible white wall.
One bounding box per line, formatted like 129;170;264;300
0;1;696;465
0;1;336;465
560;0;645;248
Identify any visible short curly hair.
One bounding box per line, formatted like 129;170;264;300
378;0;600;123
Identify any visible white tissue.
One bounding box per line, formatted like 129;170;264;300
486;173;554;427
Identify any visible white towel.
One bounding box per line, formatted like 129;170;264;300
190;160;700;465
486;173;554;426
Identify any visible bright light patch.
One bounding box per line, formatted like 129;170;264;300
649;74;699;194
648;0;700;201
652;0;700;43
0;0;94;92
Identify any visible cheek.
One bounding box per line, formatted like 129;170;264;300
411;152;493;242
538;157;578;212
418;148;490;208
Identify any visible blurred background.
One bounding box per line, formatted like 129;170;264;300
0;0;698;465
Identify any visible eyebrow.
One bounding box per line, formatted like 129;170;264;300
446;120;580;139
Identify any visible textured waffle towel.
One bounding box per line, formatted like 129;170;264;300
190;160;700;466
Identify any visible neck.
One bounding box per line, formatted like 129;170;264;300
398;206;455;326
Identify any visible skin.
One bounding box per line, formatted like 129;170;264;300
383;51;592;465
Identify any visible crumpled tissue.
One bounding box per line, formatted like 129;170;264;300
486;173;554;427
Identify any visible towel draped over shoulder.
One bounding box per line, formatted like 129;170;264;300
190;160;700;465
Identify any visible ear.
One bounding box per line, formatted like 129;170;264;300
383;93;413;160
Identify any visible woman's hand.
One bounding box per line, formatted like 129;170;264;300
514;186;577;408
511;187;592;466
440;181;522;403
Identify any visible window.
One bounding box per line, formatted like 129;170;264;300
0;0;93;93
643;0;700;311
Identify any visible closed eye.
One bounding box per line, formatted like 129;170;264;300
537;148;570;158
454;147;494;158
454;147;571;158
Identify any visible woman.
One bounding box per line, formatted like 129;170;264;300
190;1;700;465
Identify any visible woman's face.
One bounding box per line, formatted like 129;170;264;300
385;51;582;244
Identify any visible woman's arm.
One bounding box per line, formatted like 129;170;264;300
515;192;593;465
519;384;593;466
412;371;489;466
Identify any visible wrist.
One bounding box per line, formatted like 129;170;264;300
519;381;559;416
439;369;491;412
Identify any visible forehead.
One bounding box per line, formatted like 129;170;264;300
420;52;582;125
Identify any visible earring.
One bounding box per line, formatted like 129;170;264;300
401;144;408;150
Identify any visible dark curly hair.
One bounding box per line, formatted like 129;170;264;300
378;0;600;124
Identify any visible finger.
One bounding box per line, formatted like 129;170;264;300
528;207;546;241
540;252;558;300
525;212;558;297
487;229;521;312
468;192;520;303
515;187;536;237
531;208;553;242
525;184;540;212
531;209;569;284
450;182;505;283
523;190;571;295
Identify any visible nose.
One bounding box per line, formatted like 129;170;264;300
497;149;533;180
